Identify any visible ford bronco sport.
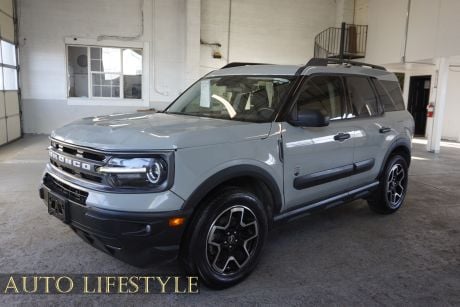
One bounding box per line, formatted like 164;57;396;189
39;58;414;289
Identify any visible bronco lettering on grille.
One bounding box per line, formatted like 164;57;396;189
49;150;92;171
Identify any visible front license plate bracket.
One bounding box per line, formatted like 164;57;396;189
47;191;69;223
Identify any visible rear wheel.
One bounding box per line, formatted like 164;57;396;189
368;155;408;214
182;187;268;289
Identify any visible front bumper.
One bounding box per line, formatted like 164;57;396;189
39;178;192;267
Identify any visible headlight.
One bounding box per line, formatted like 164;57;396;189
97;157;169;190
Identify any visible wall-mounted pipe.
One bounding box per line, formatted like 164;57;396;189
401;0;411;63
227;0;232;64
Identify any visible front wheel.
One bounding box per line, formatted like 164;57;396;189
367;155;409;214
182;187;268;289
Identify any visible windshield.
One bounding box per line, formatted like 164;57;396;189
165;76;294;122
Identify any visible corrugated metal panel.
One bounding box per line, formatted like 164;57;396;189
0;0;13;17
0;11;14;42
6;113;19;141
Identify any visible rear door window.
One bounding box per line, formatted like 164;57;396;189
345;76;379;118
294;76;346;121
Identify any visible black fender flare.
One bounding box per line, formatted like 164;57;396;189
378;137;412;178
181;164;283;214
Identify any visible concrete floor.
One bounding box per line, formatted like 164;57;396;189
0;135;459;306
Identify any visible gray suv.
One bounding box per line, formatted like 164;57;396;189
39;58;414;289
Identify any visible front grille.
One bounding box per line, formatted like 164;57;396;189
51;140;105;162
44;174;89;205
50;160;103;183
49;140;107;184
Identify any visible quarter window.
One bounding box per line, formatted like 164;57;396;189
345;76;379;117
67;45;142;99
295;76;345;120
376;80;406;112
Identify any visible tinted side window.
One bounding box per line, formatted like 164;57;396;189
379;80;405;111
345;76;379;117
295;76;344;120
373;79;394;111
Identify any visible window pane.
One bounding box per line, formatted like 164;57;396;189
0;67;3;90
91;59;101;72
123;49;142;75
92;86;101;97
1;41;16;66
112;87;120;97
67;46;88;97
91;47;120;73
124;75;142;99
3;67;17;90
122;49;142;99
346;76;378;117
90;47;102;60
91;73;101;86
296;76;344;120
91;73;121;98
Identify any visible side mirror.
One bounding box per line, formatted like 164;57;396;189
289;108;330;127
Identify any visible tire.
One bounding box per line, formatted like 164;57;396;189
367;154;409;214
181;187;268;289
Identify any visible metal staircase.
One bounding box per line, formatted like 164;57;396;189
314;22;368;60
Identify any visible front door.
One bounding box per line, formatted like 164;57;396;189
282;75;355;210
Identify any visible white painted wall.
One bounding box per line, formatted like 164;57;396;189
18;0;201;133
366;0;460;64
365;0;460;142
364;0;407;65
442;66;460;141
335;0;354;26
406;0;460;62
353;0;368;25
19;0;357;133
199;0;338;74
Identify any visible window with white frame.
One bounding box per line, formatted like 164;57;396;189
67;45;143;99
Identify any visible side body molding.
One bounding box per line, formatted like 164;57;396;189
293;158;375;190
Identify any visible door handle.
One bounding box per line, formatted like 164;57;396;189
379;127;391;133
334;132;351;142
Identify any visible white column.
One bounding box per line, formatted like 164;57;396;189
427;57;449;153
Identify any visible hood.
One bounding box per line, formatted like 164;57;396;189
51;112;272;151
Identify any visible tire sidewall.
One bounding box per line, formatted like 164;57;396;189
382;155;409;211
189;189;268;289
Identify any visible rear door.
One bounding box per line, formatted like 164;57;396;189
282;75;355;210
344;76;397;187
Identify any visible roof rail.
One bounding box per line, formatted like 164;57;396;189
304;58;387;71
221;62;268;69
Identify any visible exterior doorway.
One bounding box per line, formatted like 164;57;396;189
408;75;431;136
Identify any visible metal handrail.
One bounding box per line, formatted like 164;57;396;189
314;23;368;60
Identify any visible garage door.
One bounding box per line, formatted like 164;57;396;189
0;0;19;146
